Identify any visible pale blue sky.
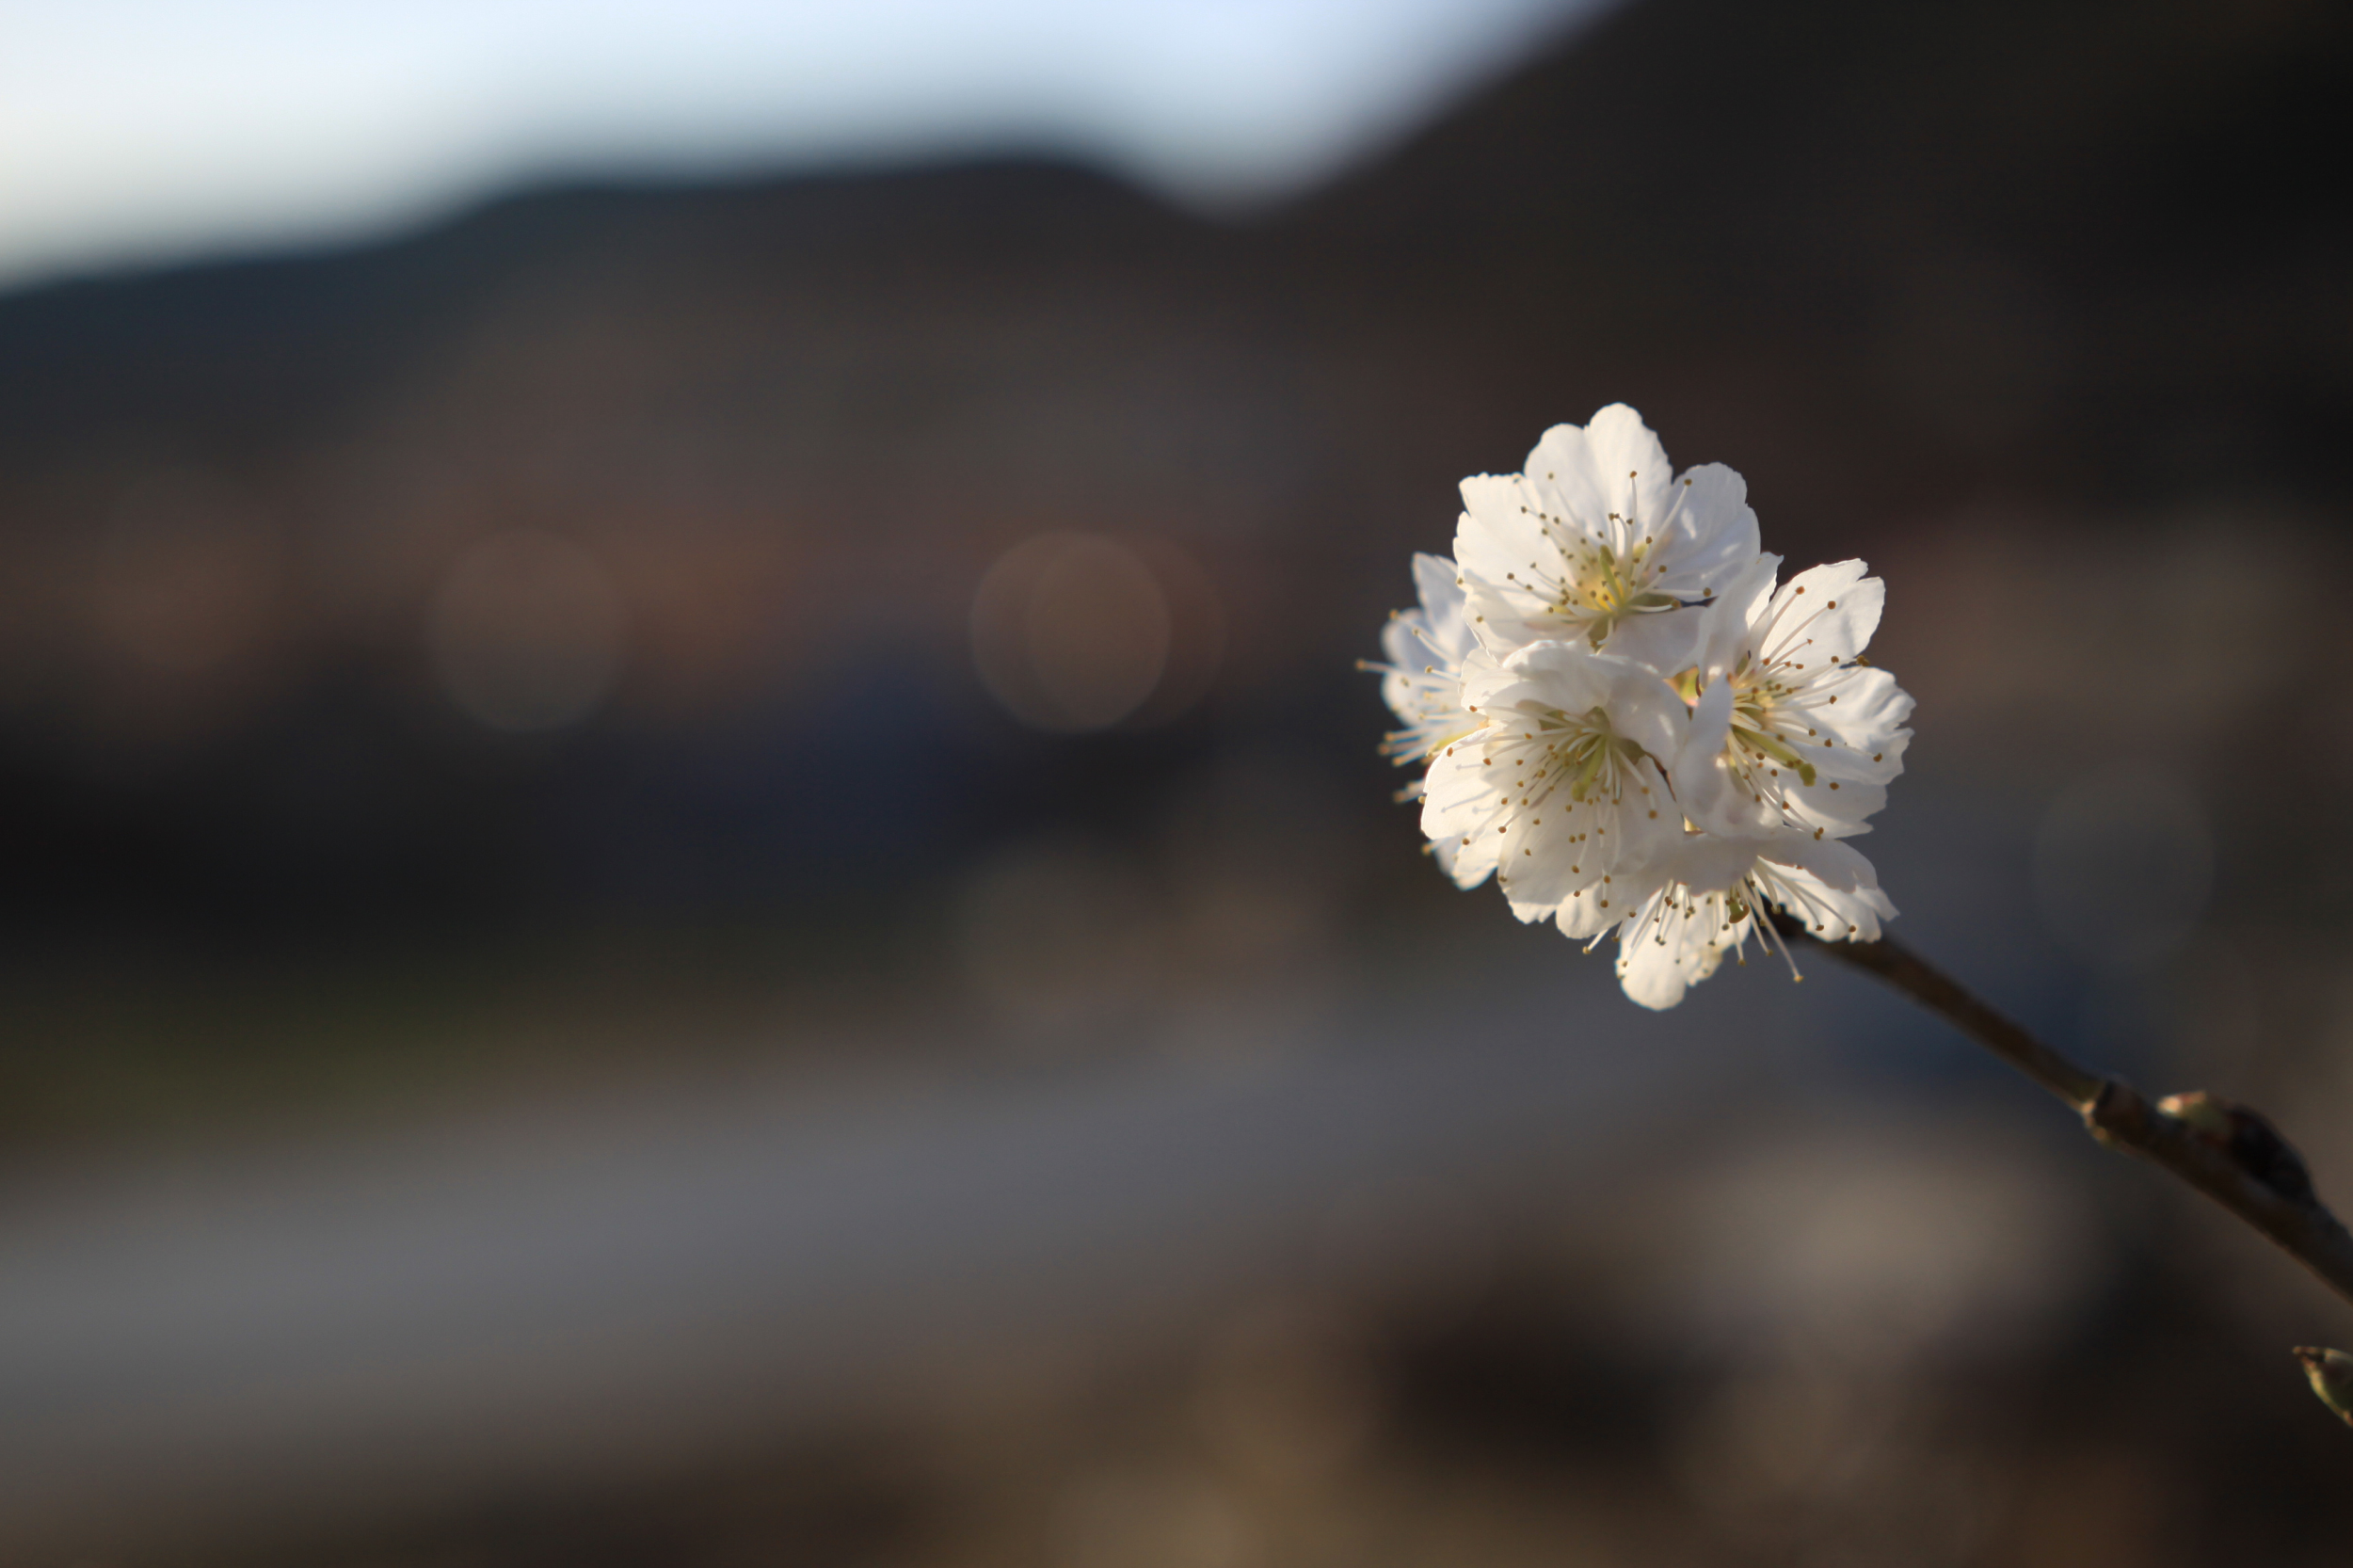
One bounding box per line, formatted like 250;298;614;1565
0;0;1597;291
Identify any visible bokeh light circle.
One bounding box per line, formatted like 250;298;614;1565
970;533;1171;732
426;530;627;732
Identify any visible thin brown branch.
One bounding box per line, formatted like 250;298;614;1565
1778;916;2353;1312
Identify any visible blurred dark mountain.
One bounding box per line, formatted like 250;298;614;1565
1287;0;2353;551
0;0;2345;943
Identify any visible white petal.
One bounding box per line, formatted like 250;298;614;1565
1791;732;1899;785
1378;611;1425;675
1766;561;1882;668
1495;796;1592;909
1593;655;1689;761
1617;928;1699;1009
1678;696;1811;841
1760;836;1897;941
1417;735;1500;838
1612;885;1733;1010
1591;609;1706;680
1409;551;1462;616
1495;638;1617;712
1407;552;1479;663
1521;421;1616;540
1773;832;1881;889
1553;891;1618;941
1804;665;1913;757
1579;406;1678;535
1652;461;1760;598
1671;678;1760;840
1781;774;1887;837
1655;828;1769;895
1432;828;1498;889
1693;553;1780;681
1453;475;1554;600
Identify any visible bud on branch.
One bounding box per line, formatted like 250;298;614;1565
1779;916;2353;1324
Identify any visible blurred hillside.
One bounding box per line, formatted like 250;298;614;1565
0;0;2345;956
1295;0;2353;525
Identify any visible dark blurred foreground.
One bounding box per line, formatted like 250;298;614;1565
2;0;2352;1560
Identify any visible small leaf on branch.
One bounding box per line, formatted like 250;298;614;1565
2292;1347;2353;1428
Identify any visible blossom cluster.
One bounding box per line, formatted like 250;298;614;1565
1370;406;1913;1008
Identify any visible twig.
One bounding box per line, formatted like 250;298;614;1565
1777;916;2353;1312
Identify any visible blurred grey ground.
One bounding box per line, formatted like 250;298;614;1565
0;959;2149;1562
0;936;1743;1557
1;0;2350;1560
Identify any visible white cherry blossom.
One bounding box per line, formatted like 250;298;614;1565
1453;404;1759;675
1613;829;1897;1010
1672;554;1913;843
1368;552;1499;888
1377;403;1908;1006
1421;638;1685;937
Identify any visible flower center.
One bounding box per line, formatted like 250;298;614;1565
1516;704;1650;804
1552;542;1680;648
1729;662;1816;787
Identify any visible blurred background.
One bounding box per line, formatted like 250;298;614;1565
2;0;2351;1561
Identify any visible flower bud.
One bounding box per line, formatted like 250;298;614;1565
2159;1092;2315;1203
